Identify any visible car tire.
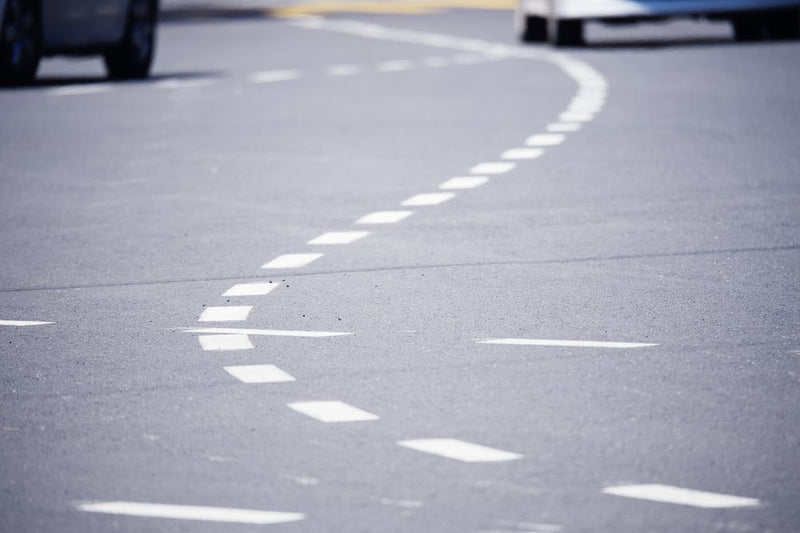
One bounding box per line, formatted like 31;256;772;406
104;0;157;80
766;7;800;40
548;17;583;47
0;0;40;85
732;12;769;42
518;14;547;43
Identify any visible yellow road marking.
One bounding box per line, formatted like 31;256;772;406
273;0;513;17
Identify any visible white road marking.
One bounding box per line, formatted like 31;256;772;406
223;282;278;297
477;338;658;348
547;122;582;132
49;84;112;96
155;78;214;90
288;401;379;422
401;192;456;206
75;501;305;525
398;439;522;462
379;498;423;508
198;334;253;351
198;306;252;322
501;148;544;160
470;162;516;175
326;64;361;76
262;253;323;269
424;56;448;68
224;364;295;383
250;70;299;83
559;111;594;122
602;484;761;509
378;60;413;72
187;327;352;338
0;319;53;326
356;211;413;224
439;176;488;190
525;134;565;147
307;231;369;245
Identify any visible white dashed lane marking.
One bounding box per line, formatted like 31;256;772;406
378;60;413;72
199;334;254;351
501;148;544;160
188;327;352;338
401;192;456;206
326;64;361;76
155;78;215;90
547;122;582;132
0;319;54;326
470;162;516;175
559;111;594;123
356;211;413;224
439;176;488;190
223;282;278;297
525;133;565;147
398;439;522;462
603;484;761;509
261;253;324;269
48;84;111;96
288;401;380;422
198;306;252;322
307;231;369;245
75;501;305;525
250;70;299;83
477;338;658;349
225;364;295;384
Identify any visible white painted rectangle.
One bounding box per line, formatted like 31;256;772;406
547;122;582;132
187;327;351;338
439;176;488;190
525;133;565;147
198;334;253;351
250;70;299;83
307;231;369;245
224;364;295;383
559;111;594;122
223;283;278;297
198;306;252;322
288;401;379;422
397;439;522;462
261;253;323;269
470;162;516;175
602;484;761;509
356;211;413;224
477;338;657;349
401;192;455;206
0;319;53;326
75;501;305;524
501;148;544;160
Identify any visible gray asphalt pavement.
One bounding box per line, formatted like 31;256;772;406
1;7;799;533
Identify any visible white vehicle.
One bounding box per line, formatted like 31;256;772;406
515;0;800;46
0;0;157;84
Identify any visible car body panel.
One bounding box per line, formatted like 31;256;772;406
41;0;128;51
520;0;800;19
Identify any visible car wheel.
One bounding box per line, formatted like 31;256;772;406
104;0;157;80
517;14;547;43
766;7;800;40
0;0;40;85
548;17;583;47
732;12;769;42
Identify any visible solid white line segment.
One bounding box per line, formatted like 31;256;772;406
198;306;252;322
525;133;565;147
501;148;544;160
602;484;761;509
223;282;278;297
356;211;413;224
401;192;455;206
224;364;295;383
307;231;369;245
250;70;299;83
187;327;351;338
262;253;323;269
397;439;522;462
75;501;305;524
477;338;658;348
288;401;379;422
0;320;54;326
470;162;516;175
439;176;488;190
198;334;254;351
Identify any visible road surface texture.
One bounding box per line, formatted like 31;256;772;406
1;4;799;532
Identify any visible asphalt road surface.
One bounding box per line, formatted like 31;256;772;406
1;6;799;533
